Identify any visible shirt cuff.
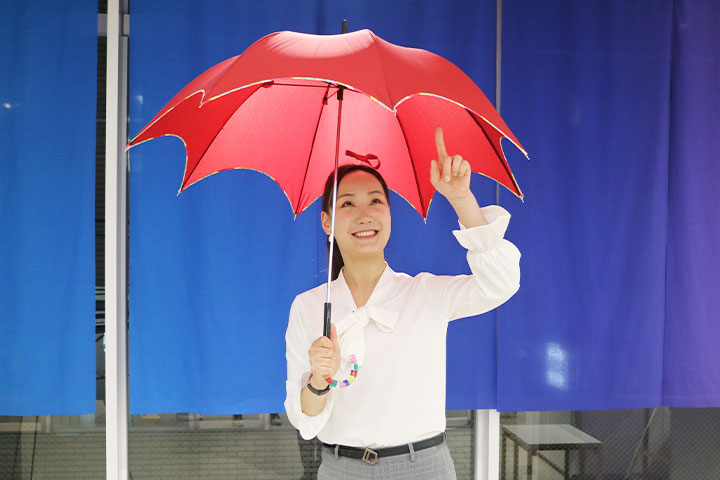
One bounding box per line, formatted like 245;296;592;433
285;372;334;440
452;205;512;252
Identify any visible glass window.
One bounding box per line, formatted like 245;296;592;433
500;407;720;480
125;409;475;479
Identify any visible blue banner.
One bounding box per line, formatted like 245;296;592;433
497;0;674;411
663;0;720;407
128;0;498;414
0;0;96;415
128;0;719;414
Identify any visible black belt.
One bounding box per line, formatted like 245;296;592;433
322;433;445;465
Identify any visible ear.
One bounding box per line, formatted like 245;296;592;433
321;210;331;235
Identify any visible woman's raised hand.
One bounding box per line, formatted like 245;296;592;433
430;126;472;201
308;324;341;389
430;126;489;227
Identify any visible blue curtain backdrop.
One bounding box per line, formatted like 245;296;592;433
497;0;674;411
0;0;96;415
129;0;719;414
663;0;720;407
128;0;498;414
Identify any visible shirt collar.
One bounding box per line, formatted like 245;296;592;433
336;262;395;311
333;264;400;368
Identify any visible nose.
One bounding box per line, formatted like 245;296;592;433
356;205;372;223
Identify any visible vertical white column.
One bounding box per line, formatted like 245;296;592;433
475;409;501;480
476;1;504;479
105;0;129;478
488;409;501;479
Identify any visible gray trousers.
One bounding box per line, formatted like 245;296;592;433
317;441;457;479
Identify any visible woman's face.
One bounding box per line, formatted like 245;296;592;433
322;170;391;262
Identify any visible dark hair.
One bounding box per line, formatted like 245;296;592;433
321;165;390;280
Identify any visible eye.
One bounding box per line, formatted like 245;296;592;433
371;197;384;205
341;200;354;207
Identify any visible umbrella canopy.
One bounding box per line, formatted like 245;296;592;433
127;29;526;219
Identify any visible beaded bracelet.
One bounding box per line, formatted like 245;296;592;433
324;354;358;389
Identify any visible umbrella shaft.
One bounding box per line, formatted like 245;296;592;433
324;85;345;337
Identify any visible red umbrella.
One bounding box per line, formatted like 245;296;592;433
127;28;527;339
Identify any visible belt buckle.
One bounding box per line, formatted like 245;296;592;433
362;448;379;465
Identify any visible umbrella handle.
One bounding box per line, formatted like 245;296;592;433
323;302;331;338
322;302;360;389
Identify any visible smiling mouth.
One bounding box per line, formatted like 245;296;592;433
352;230;378;238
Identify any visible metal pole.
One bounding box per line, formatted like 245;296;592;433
490;1;504;477
105;0;130;478
495;0;503;207
476;1;503;479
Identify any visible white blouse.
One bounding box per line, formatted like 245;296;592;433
284;205;521;448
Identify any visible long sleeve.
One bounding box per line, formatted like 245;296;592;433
284;297;335;440
435;205;521;321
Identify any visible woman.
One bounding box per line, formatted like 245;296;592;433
285;127;521;479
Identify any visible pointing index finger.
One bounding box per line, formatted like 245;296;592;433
435;126;448;159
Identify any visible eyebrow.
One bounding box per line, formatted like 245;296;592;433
338;190;384;198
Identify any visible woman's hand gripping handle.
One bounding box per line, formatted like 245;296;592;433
301;324;341;416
